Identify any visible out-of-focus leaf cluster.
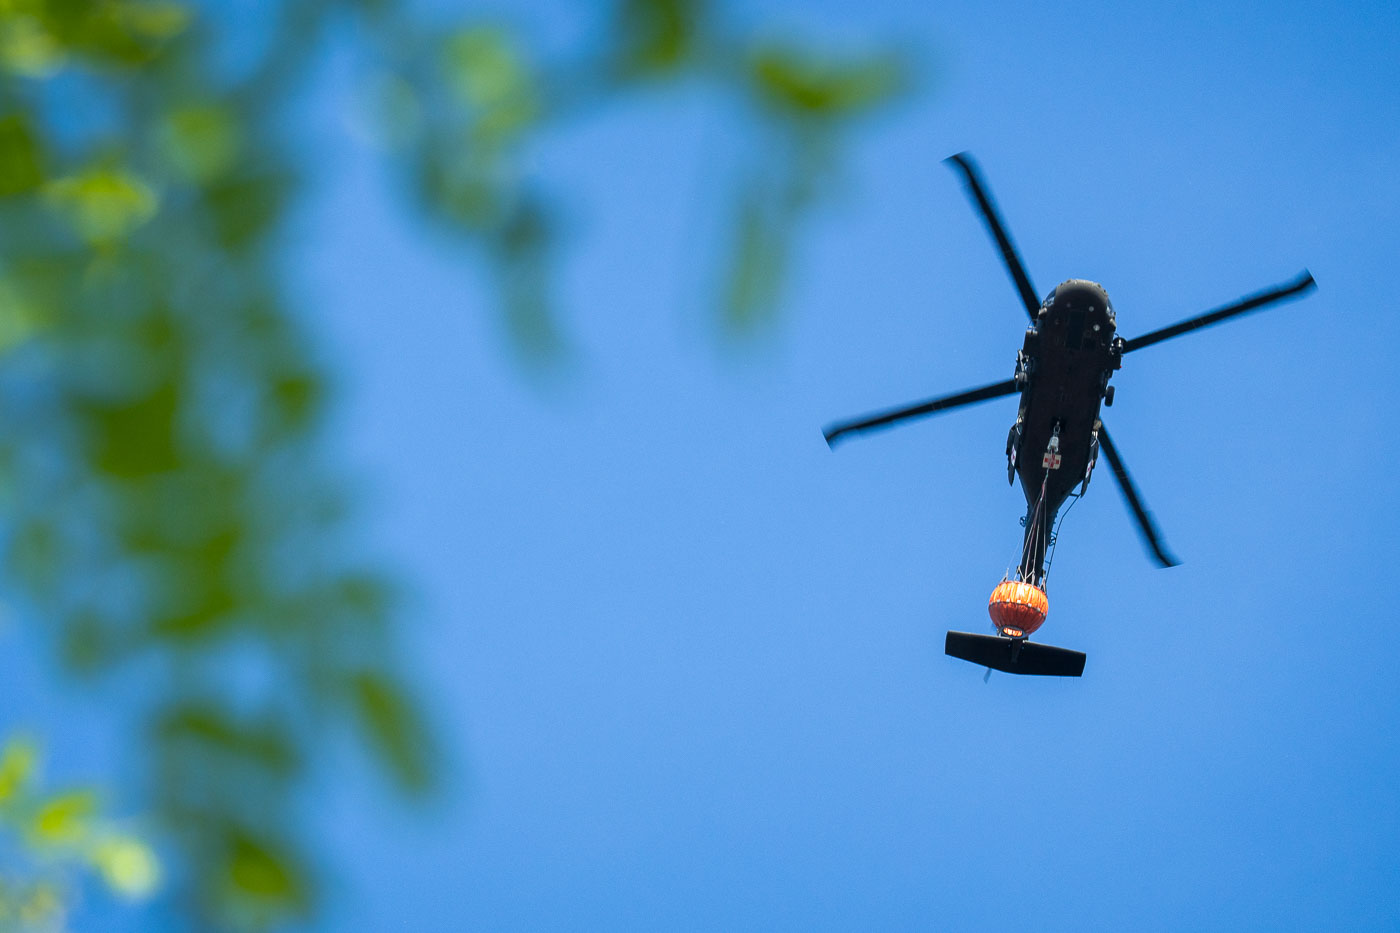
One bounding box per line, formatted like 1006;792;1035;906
0;1;433;929
0;736;160;933
0;0;188;78
362;0;909;346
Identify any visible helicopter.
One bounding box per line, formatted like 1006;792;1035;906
823;152;1317;678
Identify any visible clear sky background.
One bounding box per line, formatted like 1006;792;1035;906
12;0;1400;930
306;0;1400;929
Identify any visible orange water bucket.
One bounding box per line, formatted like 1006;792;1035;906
988;580;1048;636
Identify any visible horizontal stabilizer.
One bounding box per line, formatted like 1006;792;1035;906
945;631;1086;677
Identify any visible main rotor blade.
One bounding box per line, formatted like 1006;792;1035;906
824;378;1019;447
1096;425;1179;568
944;153;1041;321
1122;270;1316;353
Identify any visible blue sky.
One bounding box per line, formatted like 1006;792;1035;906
300;1;1399;930
12;0;1400;929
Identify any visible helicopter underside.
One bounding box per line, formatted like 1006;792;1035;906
1007;279;1118;582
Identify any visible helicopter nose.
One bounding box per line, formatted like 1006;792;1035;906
1044;279;1115;327
1054;279;1110;311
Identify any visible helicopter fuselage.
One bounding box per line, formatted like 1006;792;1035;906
1007;279;1121;582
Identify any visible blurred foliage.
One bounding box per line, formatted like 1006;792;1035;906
0;0;907;930
0;1;432;928
0;736;160;933
366;0;909;346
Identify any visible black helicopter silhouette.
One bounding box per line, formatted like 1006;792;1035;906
823;152;1317;676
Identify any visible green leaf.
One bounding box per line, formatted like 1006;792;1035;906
62;0;191;65
15;881;63;928
337;573;392;620
80;379;181;477
442;27;527;108
32;789;99;844
161;105;242;184
417;143;502;229
91;835;162;899
117;1;193;40
202;168;291;251
441;26;540;140
146;584;239;641
226;830;307;903
611;0;705;77
494;196;565;360
0;736;39;801
267;368;324;435
0;273;51;353
724;191;788;329
349;672;435;794
43;167;158;246
156;704;301;777
0;15;66;77
0;113;45;197
749;46;905;119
